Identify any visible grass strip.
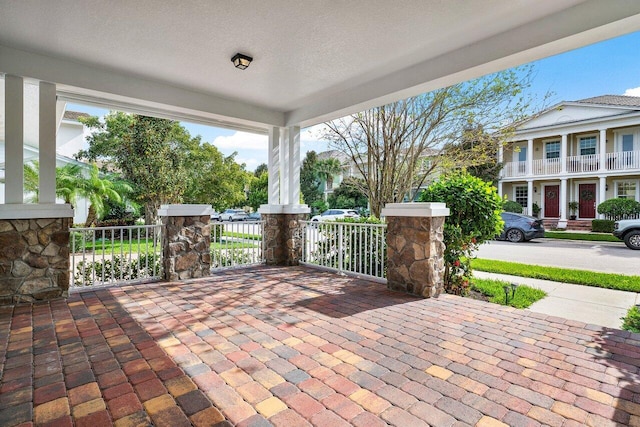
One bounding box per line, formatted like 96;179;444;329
223;231;262;241
471;278;546;309
472;258;640;292
544;231;620;242
211;242;258;250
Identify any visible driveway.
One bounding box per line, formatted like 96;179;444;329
1;266;639;426
477;239;639;275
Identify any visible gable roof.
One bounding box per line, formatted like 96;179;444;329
575;95;640;108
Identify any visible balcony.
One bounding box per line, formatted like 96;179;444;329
502;150;640;178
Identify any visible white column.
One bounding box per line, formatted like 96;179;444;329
279;127;290;205
560;134;568;173
267;127;280;206
287;126;301;205
497;181;503;199
560;178;568;221
527;180;534;216
598;176;606;219
39;82;57;204
5;75;24;204
497;144;504;179
599;128;607;171
526;139;533;176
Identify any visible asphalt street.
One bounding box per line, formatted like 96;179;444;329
476;238;640;276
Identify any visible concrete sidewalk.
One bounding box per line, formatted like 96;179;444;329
475;271;640;329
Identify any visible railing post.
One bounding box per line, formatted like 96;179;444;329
382;203;450;298
338;223;344;273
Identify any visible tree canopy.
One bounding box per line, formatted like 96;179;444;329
321;66;546;217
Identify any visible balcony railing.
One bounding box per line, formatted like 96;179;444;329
210;220;264;269
502;150;640;177
606;151;640;171
566;154;599;173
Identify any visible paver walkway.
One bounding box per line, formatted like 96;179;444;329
1;265;640;426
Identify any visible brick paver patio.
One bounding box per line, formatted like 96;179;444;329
1;265;639;426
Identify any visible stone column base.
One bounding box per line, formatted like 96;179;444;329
262;213;306;266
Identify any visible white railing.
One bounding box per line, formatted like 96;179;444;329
70;224;162;288
606;150;640;171
301;220;387;281
531;158;561;175
566;154;600;173
502;161;527;178
210;220;264;269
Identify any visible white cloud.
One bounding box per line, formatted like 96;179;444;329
212;131;267;150
623;87;640;96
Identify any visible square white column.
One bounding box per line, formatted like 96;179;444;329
287;126;301;205
526;139;533;176
5;75;24;204
599;129;607;171
560;134;568;173
39;81;57;204
267;127;280;206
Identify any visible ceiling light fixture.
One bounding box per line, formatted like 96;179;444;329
231;53;253;70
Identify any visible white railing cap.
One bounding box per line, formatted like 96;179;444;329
158;204;214;217
0;203;74;219
381;202;449;218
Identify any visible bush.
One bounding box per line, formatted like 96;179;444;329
591;219;615;233
210;250;255;268
210;223;225;243
419;173;503;295
597;198;640;220
74;253;161;286
503;200;523;213
621;305;640;333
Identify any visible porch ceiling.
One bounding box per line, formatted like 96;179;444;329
1;1;640;131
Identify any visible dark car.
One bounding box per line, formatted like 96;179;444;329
498;212;545;242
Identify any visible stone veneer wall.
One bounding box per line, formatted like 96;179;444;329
262;213;306;266
162;215;211;281
0;218;70;304
386;216;446;298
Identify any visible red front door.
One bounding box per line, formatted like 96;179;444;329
544;185;559;218
579;184;596;218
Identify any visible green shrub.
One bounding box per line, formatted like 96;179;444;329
503;200;523;213
597;198;640;220
621;305;640;333
210;223;225;243
74;253;161;286
419;173;503;295
591;219;615;233
210;250;255;268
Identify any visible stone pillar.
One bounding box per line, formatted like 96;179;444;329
260;204;310;266
381;203;449;298
0;205;74;304
159;205;213;281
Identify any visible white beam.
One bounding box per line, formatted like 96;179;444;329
39;82;57;204
5;75;24;204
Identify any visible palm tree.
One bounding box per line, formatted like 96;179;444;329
77;164;132;226
314;158;343;191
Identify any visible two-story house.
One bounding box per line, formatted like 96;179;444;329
499;95;640;229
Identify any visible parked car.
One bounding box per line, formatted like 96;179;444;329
497;212;545;242
613;219;640;250
247;212;261;221
210;211;221;221
311;209;360;222
220;209;248;221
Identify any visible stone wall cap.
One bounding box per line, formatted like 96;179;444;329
158;204;213;217
381;202;450;218
0;203;74;219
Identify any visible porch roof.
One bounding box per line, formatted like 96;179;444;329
1;1;640;132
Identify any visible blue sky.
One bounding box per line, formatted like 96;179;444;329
69;30;640;171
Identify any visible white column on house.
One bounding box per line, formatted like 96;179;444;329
560;134;568;173
5;75;24;203
39;81;57;204
598;176;607;219
560;177;568;221
527;180;534;215
497;144;504;179
599;128;607;171
267;127;280;206
497;182;503;199
287;126;301;205
526;139;533;176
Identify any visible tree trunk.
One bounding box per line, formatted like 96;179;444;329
85;205;97;227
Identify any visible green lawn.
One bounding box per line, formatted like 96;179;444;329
222;231;262;241
472;258;640;292
544;231;620;242
74;238;158;254
471;278;546;309
211;241;258;250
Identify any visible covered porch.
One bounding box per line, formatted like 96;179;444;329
1;266;639;426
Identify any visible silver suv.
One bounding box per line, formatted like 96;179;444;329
613;219;640;250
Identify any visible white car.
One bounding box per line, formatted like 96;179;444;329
311;209;360;222
220;209;248;221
